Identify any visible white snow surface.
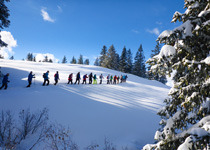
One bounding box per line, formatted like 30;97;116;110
0;59;170;149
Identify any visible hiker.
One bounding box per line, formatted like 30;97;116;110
54;71;59;85
74;72;81;84
113;75;117;84
93;74;97;84
68;73;73;84
117;76;120;84
89;72;93;84
125;75;128;82
82;74;88;84
43;70;50;86
99;74;103;84
27;71;35;87
0;73;10;90
107;74;110;84
120;75;123;83
110;75;113;84
0;69;3;85
123;75;126;82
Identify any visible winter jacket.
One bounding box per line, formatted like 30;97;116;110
44;72;49;80
107;75;110;80
100;75;103;79
54;73;59;80
76;73;80;80
68;74;73;80
83;75;88;80
114;76;117;80
89;73;93;79
93;75;97;80
2;75;9;84
28;73;35;81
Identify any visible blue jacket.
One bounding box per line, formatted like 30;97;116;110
2;75;9;84
28;73;34;81
44;72;49;80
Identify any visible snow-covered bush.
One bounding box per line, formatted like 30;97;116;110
145;0;210;149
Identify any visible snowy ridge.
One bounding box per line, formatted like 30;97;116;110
0;59;170;149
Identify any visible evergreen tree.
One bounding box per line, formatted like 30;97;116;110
104;45;119;70
0;0;10;48
48;59;53;63
84;59;90;65
151;41;161;58
94;57;100;66
99;45;107;67
126;49;133;73
78;54;83;64
62;56;67;64
114;53;120;71
70;56;77;64
0;55;3;59
133;44;146;77
147;42;167;84
33;57;36;62
144;1;210;149
27;53;33;61
119;46;127;73
43;56;48;62
9;56;14;60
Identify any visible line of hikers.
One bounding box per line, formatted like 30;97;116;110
67;72;128;85
0;70;128;90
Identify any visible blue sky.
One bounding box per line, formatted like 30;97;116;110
4;0;184;64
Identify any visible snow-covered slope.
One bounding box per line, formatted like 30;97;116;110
0;59;170;149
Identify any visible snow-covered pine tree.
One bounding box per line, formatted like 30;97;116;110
147;42;167;84
78;54;83;64
133;44;146;78
62;56;67;64
119;46;127;73
70;56;77;64
94;57;100;66
144;1;210;149
126;49;133;73
99;45;107;67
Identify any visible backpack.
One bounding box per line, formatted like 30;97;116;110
43;73;46;78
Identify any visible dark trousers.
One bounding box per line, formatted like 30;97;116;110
54;80;58;85
89;78;92;84
68;80;73;84
100;79;102;84
107;80;109;84
43;79;49;86
0;83;8;90
82;80;86;84
74;79;80;84
27;80;32;87
113;80;116;84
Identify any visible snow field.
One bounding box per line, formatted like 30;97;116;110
0;59;170;149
